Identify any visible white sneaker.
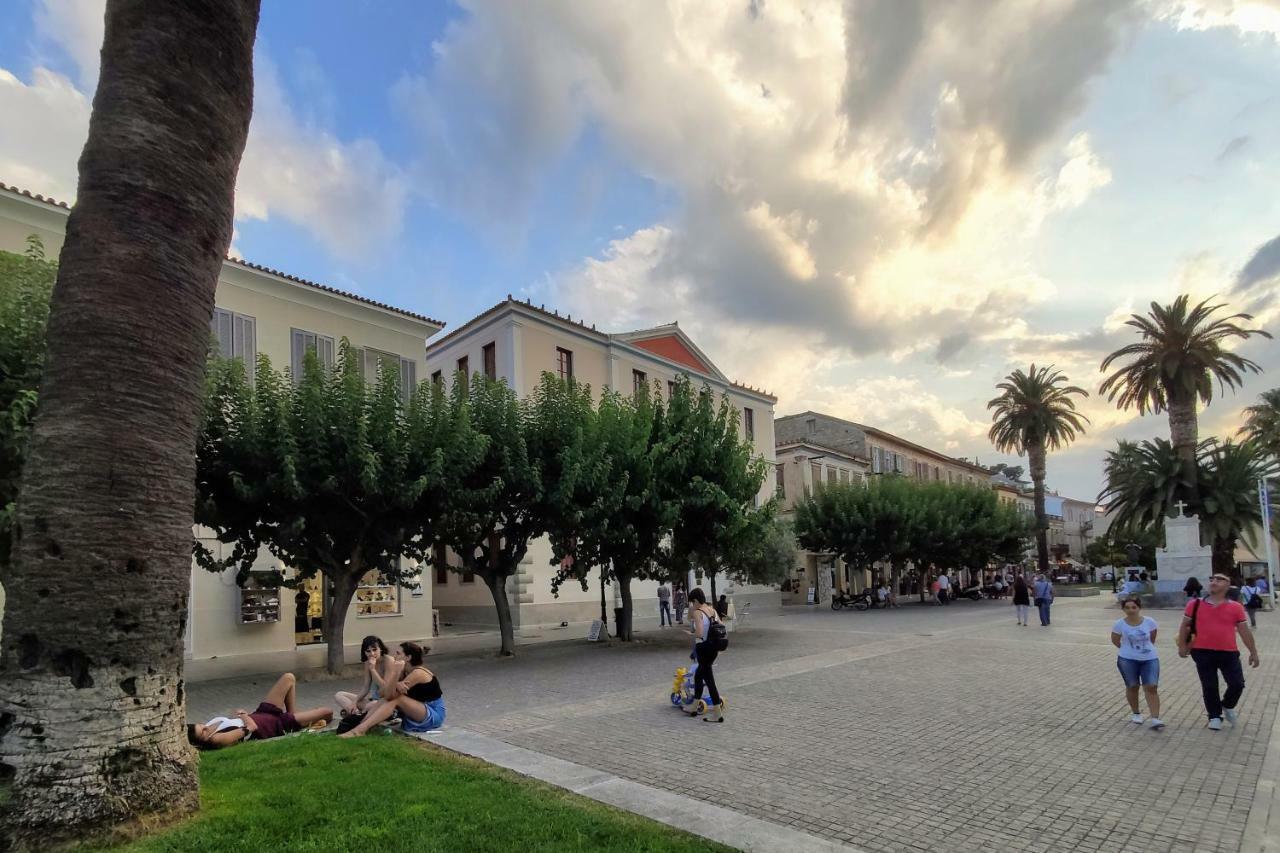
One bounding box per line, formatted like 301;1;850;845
1148;718;1165;729
1129;713;1144;725
1208;718;1223;731
1224;708;1238;726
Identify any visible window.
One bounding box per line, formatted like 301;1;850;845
806;418;817;435
633;369;647;395
359;348;415;402
290;328;334;381
483;342;497;380
433;543;448;585
212;309;257;370
775;464;785;498
811;462;823;492
431;369;443;386
743;407;755;441
827;466;837;486
667;380;676;399
894;453;904;473
457;355;469;376
839;469;850;484
871;446;883;474
356;569;401;617
556;347;574;381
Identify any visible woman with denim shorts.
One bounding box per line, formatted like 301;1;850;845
1111;596;1163;729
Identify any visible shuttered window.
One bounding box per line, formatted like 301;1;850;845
358;347;416;403
212;309;257;376
290;328;335;382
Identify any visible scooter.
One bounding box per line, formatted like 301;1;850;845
831;589;874;611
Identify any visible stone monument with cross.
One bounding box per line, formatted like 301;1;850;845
1150;501;1212;605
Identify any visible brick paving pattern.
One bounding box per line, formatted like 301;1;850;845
189;597;1280;852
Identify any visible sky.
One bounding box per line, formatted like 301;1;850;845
2;0;1280;502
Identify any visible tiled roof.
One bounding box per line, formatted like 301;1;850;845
0;181;444;329
425;295;776;399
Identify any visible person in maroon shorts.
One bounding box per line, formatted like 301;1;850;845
188;673;333;749
1176;573;1261;731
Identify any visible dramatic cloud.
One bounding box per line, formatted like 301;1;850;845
1236;233;1280;291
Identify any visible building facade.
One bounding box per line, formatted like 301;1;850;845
0;183;443;680
423;298;780;629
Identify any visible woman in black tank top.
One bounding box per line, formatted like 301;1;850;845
339;642;446;737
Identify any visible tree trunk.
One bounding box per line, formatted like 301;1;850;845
1029;442;1051;576
483;571;515;657
324;571;360;676
617;569;635;641
1211;535;1236;579
1168;396;1200;507
0;3;258;847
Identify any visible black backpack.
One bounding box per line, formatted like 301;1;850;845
707;616;729;652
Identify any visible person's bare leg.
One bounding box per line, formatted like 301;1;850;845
335;691;358;715
294;707;333;727
1125;686;1140;714
263;672;297;711
341;696;426;738
1143;686;1161;719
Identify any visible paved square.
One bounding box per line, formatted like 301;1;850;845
189;597;1280;852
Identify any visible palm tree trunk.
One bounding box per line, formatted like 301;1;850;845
1168;396;1199;506
1029;442;1051;575
0;2;259;846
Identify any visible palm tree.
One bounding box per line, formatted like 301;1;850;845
1100;295;1271;505
1243;388;1280;462
0;2;260;847
988;364;1090;575
1097;438;1190;534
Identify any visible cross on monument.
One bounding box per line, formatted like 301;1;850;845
1174;500;1187;517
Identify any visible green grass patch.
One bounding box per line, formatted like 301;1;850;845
87;735;728;853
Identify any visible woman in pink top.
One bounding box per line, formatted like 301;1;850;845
1176;573;1261;731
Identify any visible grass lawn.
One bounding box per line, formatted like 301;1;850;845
88;735;729;853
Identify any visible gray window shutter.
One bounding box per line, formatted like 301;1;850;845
319;336;334;370
290;329;307;381
212;308;233;358
400;358;416;402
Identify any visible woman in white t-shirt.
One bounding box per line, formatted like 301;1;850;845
1110;597;1163;729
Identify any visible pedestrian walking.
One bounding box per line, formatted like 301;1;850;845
657;582;673;627
681;587;725;723
1176;572;1261;731
673;584;687;624
930;576;942;606
1241;577;1262;628
1111;597;1163;729
1012;575;1030;626
1033;574;1054;626
937;571;952;605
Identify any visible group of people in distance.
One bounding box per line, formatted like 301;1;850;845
1111;572;1262;731
187;636;444;750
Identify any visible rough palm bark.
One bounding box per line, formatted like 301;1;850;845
1167;397;1199;505
0;1;259;846
1028;443;1051;575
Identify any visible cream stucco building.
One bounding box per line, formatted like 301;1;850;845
0;183;443;680
423;298;781;630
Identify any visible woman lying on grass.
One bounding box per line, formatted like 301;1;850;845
188;672;333;749
339;642;445;737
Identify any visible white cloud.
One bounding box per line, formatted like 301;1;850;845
1151;0;1280;35
1;1;408;260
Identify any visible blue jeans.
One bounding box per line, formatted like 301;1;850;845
660;601;672;626
1036;599;1052;625
1117;656;1159;687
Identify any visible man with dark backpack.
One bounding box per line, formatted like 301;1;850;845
681;587;727;723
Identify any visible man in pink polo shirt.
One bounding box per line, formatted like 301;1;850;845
1176;572;1261;731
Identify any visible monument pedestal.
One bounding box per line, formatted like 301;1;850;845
1135;507;1211;608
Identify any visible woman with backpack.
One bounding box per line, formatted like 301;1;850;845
1242;577;1262;628
682;587;726;723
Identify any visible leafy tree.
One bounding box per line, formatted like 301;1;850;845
1085;527;1159;572
1198;439;1277;575
988;364;1089;575
429;373;541;656
724;509;799;588
0;238;56;570
988;462;1025;481
658;376;768;600
1243;388;1280;462
547;383;672;641
196;343;429;674
1100;295;1271;505
1098;438;1188;535
0;2;260;843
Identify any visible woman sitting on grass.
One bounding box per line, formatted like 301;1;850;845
188;672;333;749
339;642;444;737
335;635;401;718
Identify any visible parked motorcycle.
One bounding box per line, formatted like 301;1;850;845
831;589;874;611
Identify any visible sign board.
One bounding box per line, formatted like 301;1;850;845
587;619;604;642
806;586;816;605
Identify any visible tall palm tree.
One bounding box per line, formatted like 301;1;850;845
1097;437;1191;534
0;1;260;847
988;364;1090;575
1243;388;1280;462
1100;295;1271;505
